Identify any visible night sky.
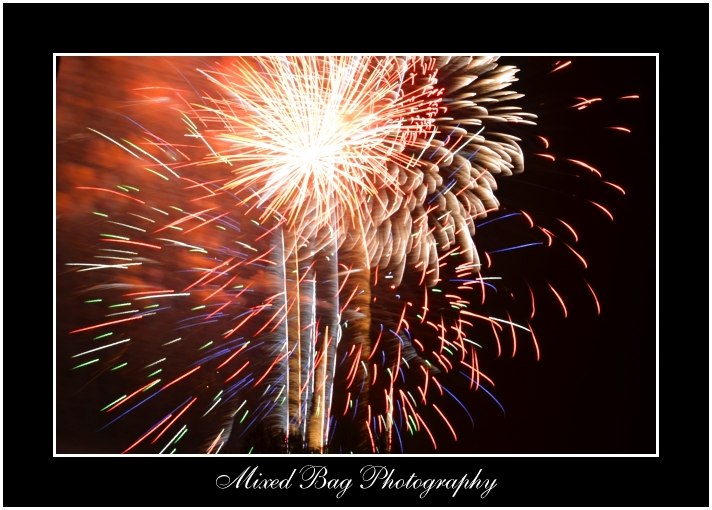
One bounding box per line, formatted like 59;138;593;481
457;56;657;454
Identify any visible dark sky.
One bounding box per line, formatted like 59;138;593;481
456;56;657;454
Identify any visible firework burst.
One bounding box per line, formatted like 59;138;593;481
56;55;621;454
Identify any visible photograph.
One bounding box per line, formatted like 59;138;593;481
1;2;705;507
55;54;655;460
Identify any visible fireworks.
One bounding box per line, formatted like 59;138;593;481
56;55;622;454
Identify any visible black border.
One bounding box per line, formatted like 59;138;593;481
3;2;708;507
